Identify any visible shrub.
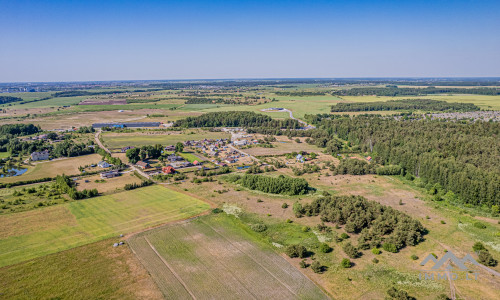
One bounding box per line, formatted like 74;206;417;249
311;261;324;273
382;243;398;253
372;258;379;264
472;242;486;252
473;222;487;229
299;259;308;268
282;203;289;209
371;248;381;255
319;243;332;253
250;224;267;232
386;287;415;300
478;251;498;267
211;208;223;214
340;258;352;268
410;254;419;260
301;226;310;232
343;242;360;258
285;245;308;258
340;233;349;240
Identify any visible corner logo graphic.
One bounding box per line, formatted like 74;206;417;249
419;251;480;281
420;252;479;270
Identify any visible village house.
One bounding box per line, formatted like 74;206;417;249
98;161;110;168
162;165;176;174
164;145;176;151
30;150;49;161
233;140;248;146
136;161;150;169
167;154;184;162
121;146;134;153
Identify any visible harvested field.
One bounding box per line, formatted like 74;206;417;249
128;215;329;300
78;99;127;105
0;185;210;267
0;238;163;300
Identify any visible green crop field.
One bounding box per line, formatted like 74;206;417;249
102;131;231;149
0;185;210;267
128;214;329;299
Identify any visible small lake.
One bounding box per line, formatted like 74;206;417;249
0;168;28;178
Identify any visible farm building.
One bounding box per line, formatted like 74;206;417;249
366;156;372;161
30;150;49;161
233;140;248;146
164;145;176;151
121;146;134;153
92;122;161;129
98;161;110;168
162;165;176;174
100;170;120;179
136;161;150;169
192;160;200;165
167;154;184;162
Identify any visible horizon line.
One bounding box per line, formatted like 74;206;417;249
2;76;500;85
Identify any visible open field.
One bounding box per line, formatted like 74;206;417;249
0;238;163;300
0;185;210;267
244;136;322;156
128;214;329;299
102;131;231;149
199;95;342;119
340;94;500;110
174;168;500;299
74;172;143;194
0;154;102;184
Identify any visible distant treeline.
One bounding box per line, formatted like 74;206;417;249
173;111;301;129
0;124;40;136
331;99;480;112
333;87;500;96
0;96;24;105
226;174;309;195
53;90;129;97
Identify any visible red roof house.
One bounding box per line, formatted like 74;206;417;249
162;165;176;174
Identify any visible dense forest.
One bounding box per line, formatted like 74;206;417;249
226;174;309;195
299;116;500;208
0;96;24;105
299;195;426;251
331;99;480;112
332;87;500;96
173;111;301;129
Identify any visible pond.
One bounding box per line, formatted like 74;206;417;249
0;168;28;178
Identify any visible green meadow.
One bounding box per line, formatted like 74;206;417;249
0;185;210;267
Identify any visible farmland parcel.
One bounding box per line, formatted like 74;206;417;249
0;185;210;267
128;214;329;299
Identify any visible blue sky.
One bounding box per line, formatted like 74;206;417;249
1;0;499;82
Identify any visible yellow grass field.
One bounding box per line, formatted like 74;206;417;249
0;154;102;184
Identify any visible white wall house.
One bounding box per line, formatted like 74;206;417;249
31;150;49;161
